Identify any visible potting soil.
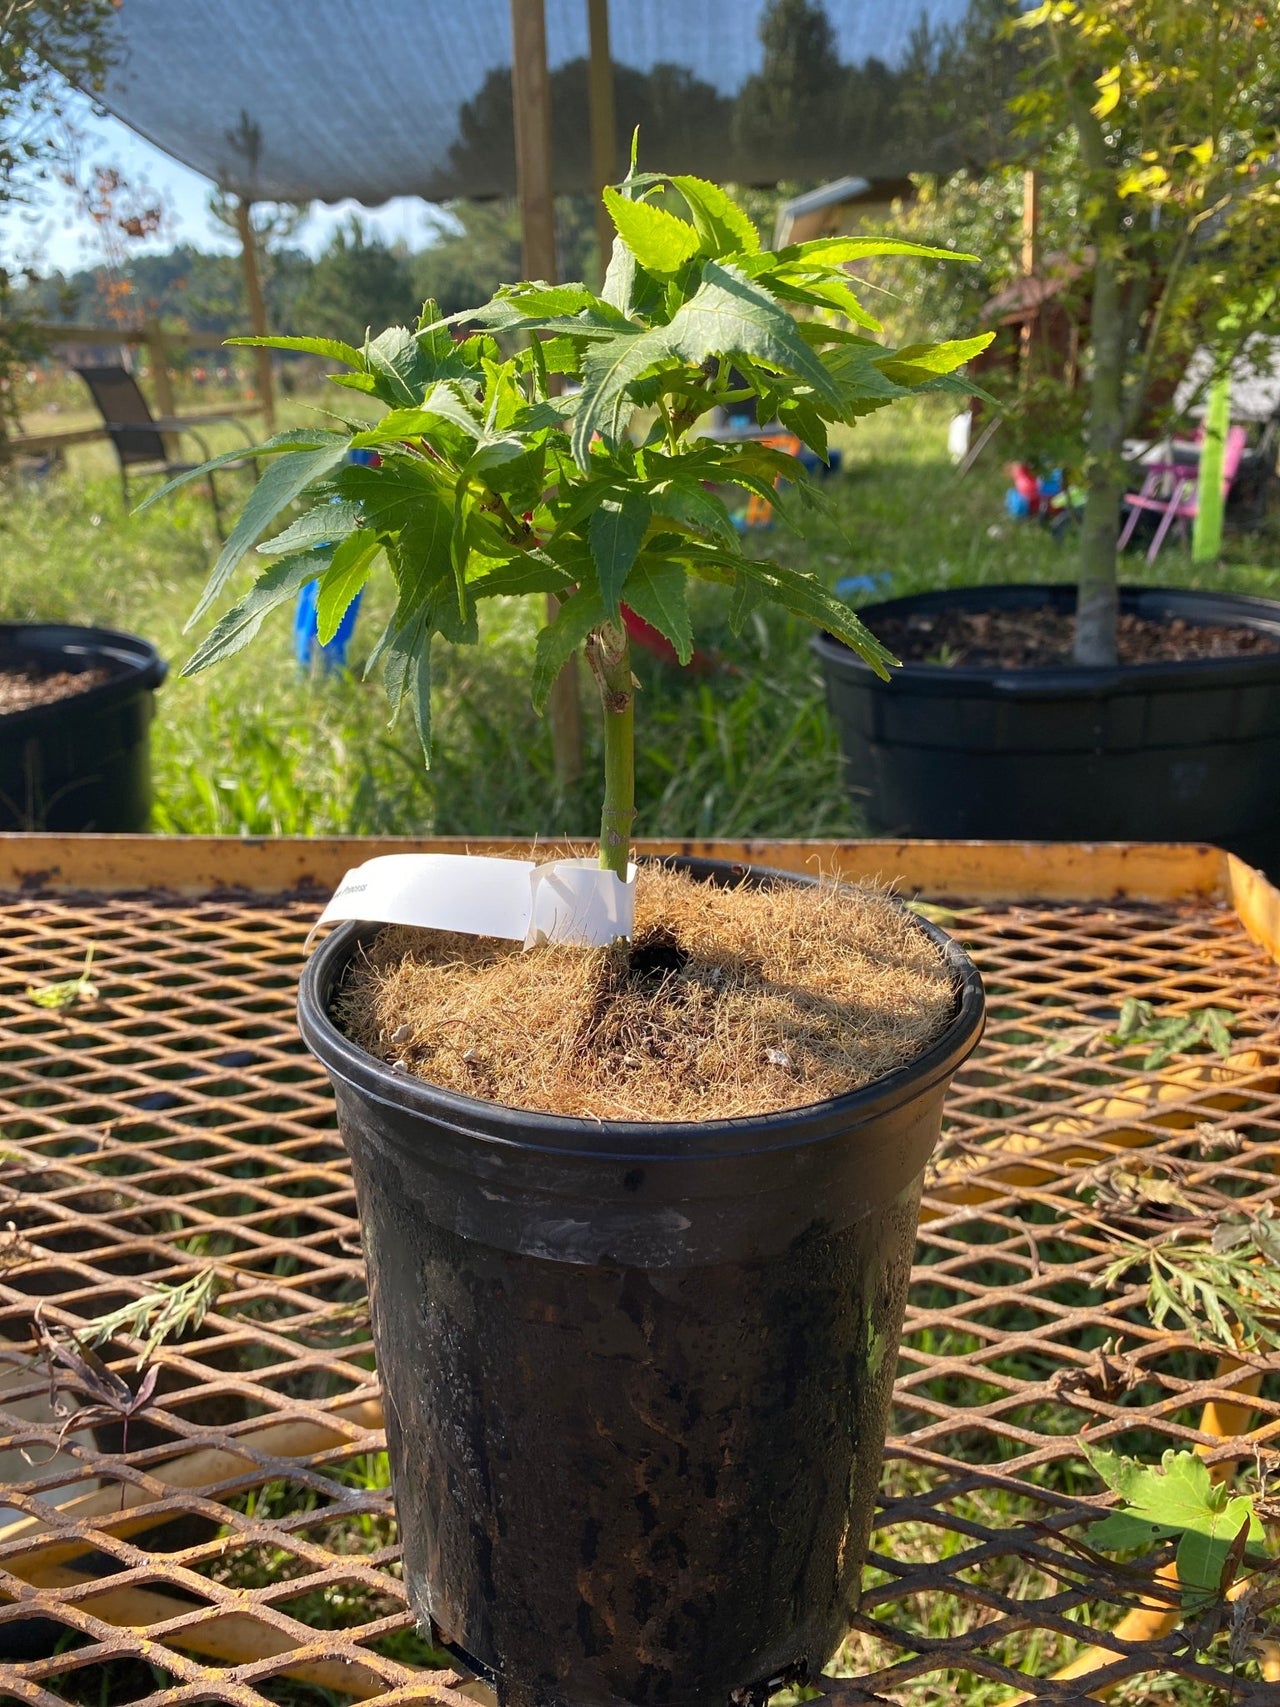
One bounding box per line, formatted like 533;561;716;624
0;663;111;714
336;863;955;1120
872;606;1279;670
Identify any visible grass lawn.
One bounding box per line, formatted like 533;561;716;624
2;398;1275;841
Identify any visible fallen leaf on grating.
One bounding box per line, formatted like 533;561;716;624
1189;1122;1247;1158
1074;1155;1208;1219
1048;1337;1146;1404
25;944;99;1011
0;1221;38;1273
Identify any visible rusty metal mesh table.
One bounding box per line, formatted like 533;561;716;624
0;837;1277;1706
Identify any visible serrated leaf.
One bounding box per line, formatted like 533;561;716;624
734;558;897;677
774;236;980;267
603;186;700;275
649;479;737;545
876;334;995;383
588;491;651;618
135;428;346;513
531;588;604;712
258;501;363;556
188;439;352;628
225;333;365;368
621;560;692;663
182;551;322;675
467;554;574;602
349;385;483;450
316;533;379;645
329;371;381;396
406;635;432;762
768;267;882;332
602;233;638;316
573;262;841;466
669;175;760;257
1084;1444;1263;1599
366;325;428;405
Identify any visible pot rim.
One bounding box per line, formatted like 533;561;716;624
813;582;1280;697
0;622;167;729
297;858;985;1162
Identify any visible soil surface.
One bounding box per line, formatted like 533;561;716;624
337;864;956;1122
0;663;112;715
872;607;1280;670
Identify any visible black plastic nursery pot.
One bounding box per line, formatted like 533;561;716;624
814;584;1280;869
298;858;985;1707
0;623;167;831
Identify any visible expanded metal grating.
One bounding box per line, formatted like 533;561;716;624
0;841;1277;1705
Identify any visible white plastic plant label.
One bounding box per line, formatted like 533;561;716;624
308;854;637;950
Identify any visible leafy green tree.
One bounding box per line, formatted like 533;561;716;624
428;57;732;200
1016;0;1280;664
1;0;121;427
292;217;419;345
161;171;990;875
0;0;118;205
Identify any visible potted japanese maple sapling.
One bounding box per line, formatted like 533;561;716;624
163;171;988;1707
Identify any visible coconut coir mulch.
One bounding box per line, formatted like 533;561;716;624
874;607;1278;671
0;665;110;715
336;864;956;1122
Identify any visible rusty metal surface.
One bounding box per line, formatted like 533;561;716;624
0;870;1276;1702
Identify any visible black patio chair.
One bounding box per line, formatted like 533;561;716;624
74;365;260;538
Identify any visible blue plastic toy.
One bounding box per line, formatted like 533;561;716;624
293;449;376;672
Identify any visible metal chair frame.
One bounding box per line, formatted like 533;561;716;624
74;365;260;538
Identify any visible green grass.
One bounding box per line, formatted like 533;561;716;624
3;399;1274;840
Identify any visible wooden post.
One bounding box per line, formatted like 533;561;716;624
587;0;617;289
510;0;584;786
233;197;276;432
1021;167;1040;277
1019;168;1040;377
145;317;177;456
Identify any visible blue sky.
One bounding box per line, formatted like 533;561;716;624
1;90;443;277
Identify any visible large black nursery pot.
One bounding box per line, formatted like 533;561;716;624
815;587;1280;873
298;859;985;1707
814;584;1280;870
0;623;166;831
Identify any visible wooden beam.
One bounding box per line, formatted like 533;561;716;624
509;0;584;785
0;836;1237;911
587;0;617;289
509;0;558;283
233;198;276;432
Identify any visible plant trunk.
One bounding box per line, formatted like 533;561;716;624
1074;239;1125;667
587;621;634;876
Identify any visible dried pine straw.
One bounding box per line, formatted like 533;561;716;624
335;864;956;1122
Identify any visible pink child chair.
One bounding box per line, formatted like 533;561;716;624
1118;424;1247;562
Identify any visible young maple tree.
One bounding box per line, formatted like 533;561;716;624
1014;0;1280;665
158;170;990;874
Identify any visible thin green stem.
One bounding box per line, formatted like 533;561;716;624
586;621;635;876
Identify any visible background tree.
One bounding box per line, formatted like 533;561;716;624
1;0;120;427
292;216;419;344
1015;0;1280;665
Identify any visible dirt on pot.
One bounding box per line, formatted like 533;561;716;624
0;664;111;715
335;864;956;1122
873;607;1280;670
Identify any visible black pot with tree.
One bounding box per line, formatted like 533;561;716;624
170;171;988;1707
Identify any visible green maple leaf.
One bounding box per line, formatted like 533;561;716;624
1084;1444;1262;1602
